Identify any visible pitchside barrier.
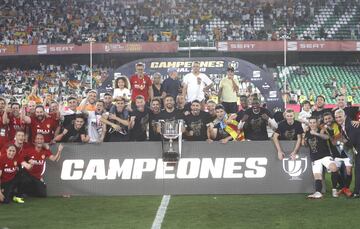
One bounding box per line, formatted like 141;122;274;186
44;141;315;196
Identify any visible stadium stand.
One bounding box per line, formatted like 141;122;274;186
1;0;359;45
276;65;360;104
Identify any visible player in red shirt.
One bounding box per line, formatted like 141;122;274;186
356;109;360;121
0;144;32;204
8;102;27;141
130;62;153;103
1;130;33;158
0;97;10;149
18;134;63;198
24;105;59;143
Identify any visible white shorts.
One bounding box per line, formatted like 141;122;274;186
334;157;352;167
312;156;341;174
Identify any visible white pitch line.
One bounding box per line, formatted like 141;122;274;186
151;195;171;229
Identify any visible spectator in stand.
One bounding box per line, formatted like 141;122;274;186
182;62;213;106
113;77;131;100
218;66;240;114
273;109;304;160
54;114;89;143
184;100;212;141
130;63;153;104
19;134;63;198
0;144;32;204
152;72;163;98
102;97;130;142
129;95;150;141
162;67;182;99
0;97;10;149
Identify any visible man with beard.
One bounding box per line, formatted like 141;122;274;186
54;114;89;143
129;95;150;141
273;109;303;160
239;98;277;141
103;93;114;112
148;98;162;141
61;96;80;129
312;95;331;123
24;105;58;143
19;134;63;198
176;95;187;115
335;109;360;198
8;103;27;141
0;97;10;149
323;112;353;197
78;90;97;112
184;100;212;141
82;100;107;143
304;117;343;199
102;97;129;142
159;95;184;121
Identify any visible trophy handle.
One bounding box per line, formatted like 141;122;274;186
178;120;183;159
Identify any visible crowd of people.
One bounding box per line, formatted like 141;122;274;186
1;61;360;204
1;0;360;46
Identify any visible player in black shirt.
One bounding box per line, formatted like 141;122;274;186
311;95;331;124
208;105;234;143
149;98;162;141
323;112;353;197
184;100;211;141
102;97;130;142
304;116;342;199
129;95;150;141
273;109;303;160
239;98;277;141
55;114;89;143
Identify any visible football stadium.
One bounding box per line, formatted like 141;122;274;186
1;0;360;228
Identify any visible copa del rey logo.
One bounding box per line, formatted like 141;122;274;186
282;156;308;180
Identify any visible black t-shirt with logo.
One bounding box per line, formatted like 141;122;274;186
61;125;86;142
106;109;129;142
129;107;150;141
244;107;272;140
304;130;331;161
149;111;161;141
159;109;185;122
275;120;304;140
184;111;211;141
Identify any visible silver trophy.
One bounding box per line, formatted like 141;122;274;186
159;119;183;162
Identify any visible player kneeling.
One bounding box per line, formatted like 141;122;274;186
304;117;343;199
0;144;32;204
18;134;63;198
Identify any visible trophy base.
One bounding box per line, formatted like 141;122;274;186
162;151;179;162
